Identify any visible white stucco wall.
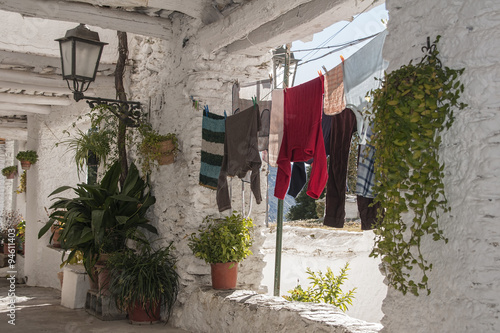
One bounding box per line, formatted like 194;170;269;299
24;84;114;290
381;1;500;332
127;13;271;307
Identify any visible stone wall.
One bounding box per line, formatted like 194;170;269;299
381;1;500;332
175;287;382;333
24;86;114;289
127;13;272;307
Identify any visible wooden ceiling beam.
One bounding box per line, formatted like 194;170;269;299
0;93;72;106
0;49;116;74
0;102;52;114
0;118;27;128
0;0;174;40
0;127;27;141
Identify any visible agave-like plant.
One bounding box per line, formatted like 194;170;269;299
38;162;157;277
107;243;179;322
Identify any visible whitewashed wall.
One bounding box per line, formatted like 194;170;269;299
128;13;272;314
24;86;114;289
381;1;500;332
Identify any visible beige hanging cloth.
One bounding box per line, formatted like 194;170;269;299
323;64;345;115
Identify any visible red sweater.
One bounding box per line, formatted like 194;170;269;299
274;76;327;200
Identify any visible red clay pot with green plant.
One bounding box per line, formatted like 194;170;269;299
188;213;254;290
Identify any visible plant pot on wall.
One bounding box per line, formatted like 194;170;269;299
50;224;62;248
158;140;176;165
16;150;38;170
2;165;17;179
19;160;31;170
188;213;254;290
211;262;238;290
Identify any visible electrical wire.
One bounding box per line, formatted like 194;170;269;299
296;1;378;63
296;31;383;67
291;32;381;53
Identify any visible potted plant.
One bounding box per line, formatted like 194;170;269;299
49;220;63;248
2;165;17;179
16;220;25;255
188;213;254;289
138;124;179;174
107;243;179;324
1;210;23;254
16;150;38;170
38;162;158;293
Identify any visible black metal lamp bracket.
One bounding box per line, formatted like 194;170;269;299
73;92;142;127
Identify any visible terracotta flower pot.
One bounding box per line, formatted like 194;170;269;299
50;225;62;248
5;172;16;179
210;262;238;290
96;264;111;296
20;160;31;170
88;267;99;291
128;301;161;324
157;140;175;165
3;242;16;255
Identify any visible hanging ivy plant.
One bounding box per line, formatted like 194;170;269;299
368;36;466;296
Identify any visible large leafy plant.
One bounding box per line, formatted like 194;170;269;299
188;213;254;264
107;243;179;321
38;162;158;277
368;36;466;295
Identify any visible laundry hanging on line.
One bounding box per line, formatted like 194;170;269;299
199;108;226;190
274;75;327;200
343;29;387;145
232;80;272;152
217;104;262;212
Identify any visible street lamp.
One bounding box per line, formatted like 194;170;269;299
56;24;141;126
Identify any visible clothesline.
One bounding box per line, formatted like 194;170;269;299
299;0;377;63
297;31;383;67
291;32;381;53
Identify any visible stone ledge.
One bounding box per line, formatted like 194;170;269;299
174;287;383;333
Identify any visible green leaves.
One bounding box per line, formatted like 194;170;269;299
38;161;158;277
106;244;179;321
368;37;466;296
283;263;356;312
187;213;254;264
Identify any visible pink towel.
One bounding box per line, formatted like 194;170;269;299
268;89;284;167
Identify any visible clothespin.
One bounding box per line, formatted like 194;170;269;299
322;66;328;75
204;105;209;116
340;55;345;63
224;110;227;119
251;96;257;106
317;70;323;77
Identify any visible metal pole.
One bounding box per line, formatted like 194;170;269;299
273;43;291;297
273;199;284;296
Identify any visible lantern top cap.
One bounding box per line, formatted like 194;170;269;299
55;23;108;44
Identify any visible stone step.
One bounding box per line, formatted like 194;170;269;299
85;290;126;321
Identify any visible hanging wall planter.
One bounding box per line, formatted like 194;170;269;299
157;139;176;165
138;125;179;174
16;150;39;170
368;36;466;296
2;165;17;179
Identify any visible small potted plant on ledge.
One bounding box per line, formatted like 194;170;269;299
188;212;254;289
16;150;38;170
107;243;179;324
2;165;17;179
16;220;25;255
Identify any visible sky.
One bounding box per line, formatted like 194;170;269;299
291;3;388;86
